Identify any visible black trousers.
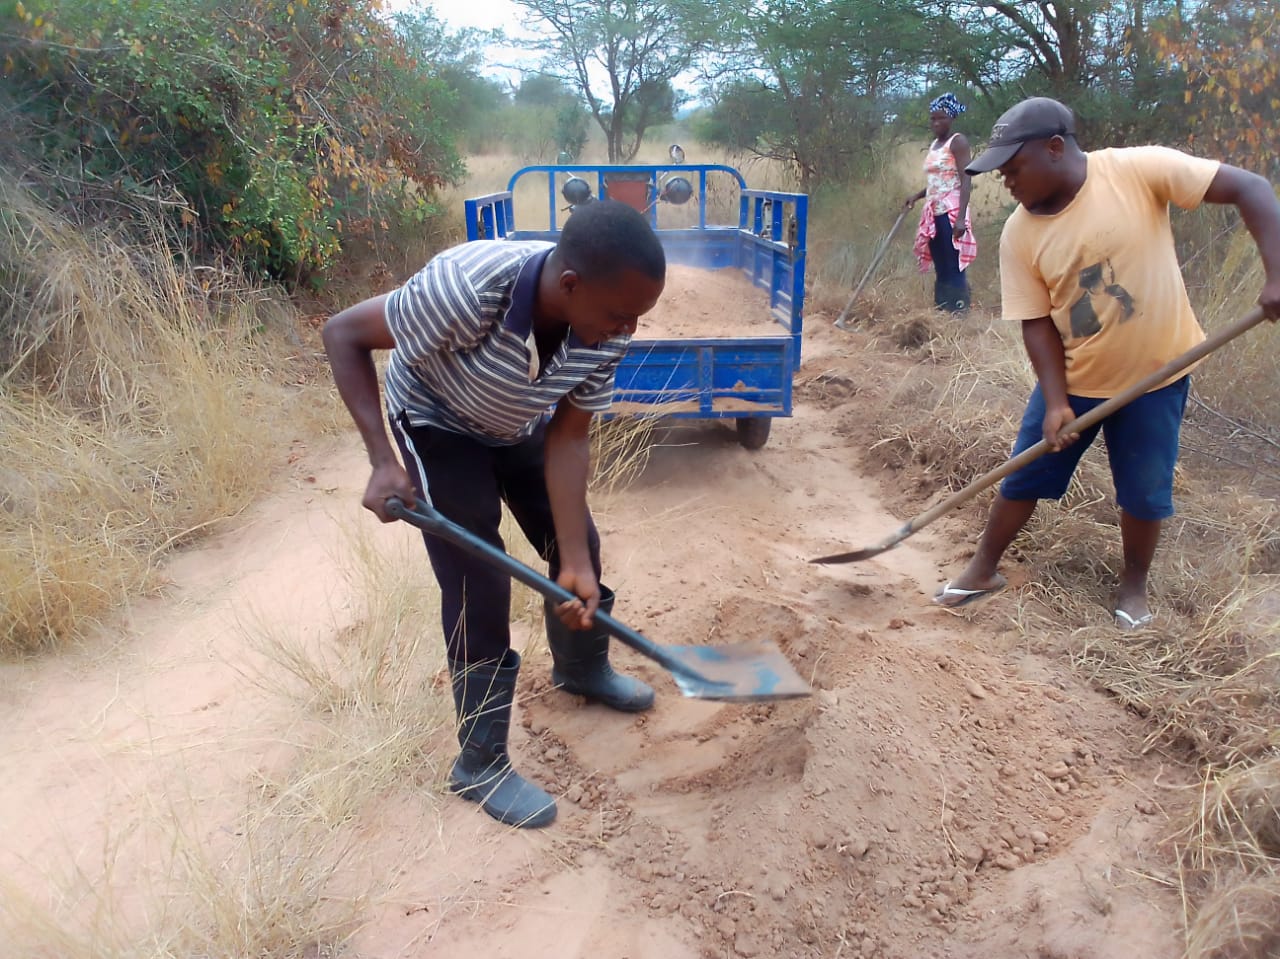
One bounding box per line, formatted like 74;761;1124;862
928;213;970;313
390;414;601;665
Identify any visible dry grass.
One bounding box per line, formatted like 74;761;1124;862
1186;758;1280;872
859;209;1280;955
591;413;661;496
1181;218;1280;424
0;174;339;653
1183;876;1280;959
0;807;363;958
1176;759;1280;959
244;519;454;826
1;510;462;955
0;707;374;958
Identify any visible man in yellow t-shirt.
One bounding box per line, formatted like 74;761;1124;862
931;97;1280;630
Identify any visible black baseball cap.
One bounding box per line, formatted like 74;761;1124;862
965;97;1076;174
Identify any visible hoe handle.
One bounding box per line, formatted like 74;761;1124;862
904;305;1269;536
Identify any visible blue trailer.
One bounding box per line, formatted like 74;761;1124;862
463;161;807;449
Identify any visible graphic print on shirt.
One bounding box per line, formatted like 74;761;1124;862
1068;259;1136;338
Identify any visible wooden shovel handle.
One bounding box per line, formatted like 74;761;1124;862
835;210;910;328
900;306;1268;537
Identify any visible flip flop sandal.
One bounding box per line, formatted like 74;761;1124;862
932;577;1007;609
1114;609;1154;631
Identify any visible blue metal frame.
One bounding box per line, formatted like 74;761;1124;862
610;337;793;418
463;163;808;425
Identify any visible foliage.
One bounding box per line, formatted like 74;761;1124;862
0;172;336;650
604;78;679;150
0;0;470;284
393;10;509;155
690;0;929;189
509;0;701;162
1155;2;1280;177
506;73;590;162
925;1;1188;145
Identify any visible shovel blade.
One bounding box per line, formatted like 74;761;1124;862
664;640;811;703
810;526;909;565
809;545;890;564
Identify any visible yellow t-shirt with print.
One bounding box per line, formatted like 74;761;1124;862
998;146;1220;398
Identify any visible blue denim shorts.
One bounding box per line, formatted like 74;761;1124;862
999;376;1190;521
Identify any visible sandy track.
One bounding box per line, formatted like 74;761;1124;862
0;315;1184;958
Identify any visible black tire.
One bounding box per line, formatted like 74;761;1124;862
736;417;772;450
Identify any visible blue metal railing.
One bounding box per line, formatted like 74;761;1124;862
462;164;808;421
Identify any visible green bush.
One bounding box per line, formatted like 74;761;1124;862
1;0;467;284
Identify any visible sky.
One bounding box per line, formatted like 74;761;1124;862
406;0;702;102
419;0;541;88
426;0;528;33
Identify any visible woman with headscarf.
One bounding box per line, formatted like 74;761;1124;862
903;93;977;313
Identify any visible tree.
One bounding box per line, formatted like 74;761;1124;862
518;74;590;159
394;10;509;153
503;73;589;161
926;0;1186;142
956;0;1108;95
602;79;677;151
509;0;700;162
1155;2;1280;176
691;0;930;190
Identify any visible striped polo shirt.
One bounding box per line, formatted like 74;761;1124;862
384;240;630;444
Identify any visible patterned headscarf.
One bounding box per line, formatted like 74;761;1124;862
929;93;966;118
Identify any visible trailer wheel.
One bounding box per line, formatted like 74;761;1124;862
736;417;772;450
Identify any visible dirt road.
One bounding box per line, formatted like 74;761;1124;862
0;312;1186;958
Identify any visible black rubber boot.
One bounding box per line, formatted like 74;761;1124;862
448;649;557;828
545;587;655;713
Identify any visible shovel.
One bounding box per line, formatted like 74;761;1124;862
811;306;1268;565
834;209;909;330
385;497;811;702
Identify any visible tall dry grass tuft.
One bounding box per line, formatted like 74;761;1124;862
591;414;661;496
0;174;335;652
1180;262;1280;489
1183;877;1280;959
1176;759;1280;959
246;519;454;826
0;781;366;958
1187;758;1280;871
152;809;364;958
